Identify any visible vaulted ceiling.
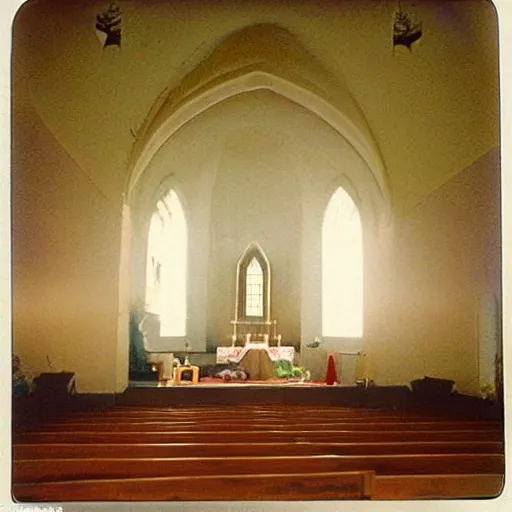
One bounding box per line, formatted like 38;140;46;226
12;0;499;214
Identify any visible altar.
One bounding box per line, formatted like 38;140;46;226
216;345;295;364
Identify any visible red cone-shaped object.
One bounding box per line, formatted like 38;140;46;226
325;353;338;385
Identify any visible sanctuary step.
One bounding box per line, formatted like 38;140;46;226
118;384;412;408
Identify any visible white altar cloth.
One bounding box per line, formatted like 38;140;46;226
216;345;295;364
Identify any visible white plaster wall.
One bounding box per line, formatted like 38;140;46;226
363;149;501;395
11;1;500;395
207;127;303;346
12;104;122;393
130;90;380;355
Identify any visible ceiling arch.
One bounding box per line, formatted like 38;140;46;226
125;24;391;222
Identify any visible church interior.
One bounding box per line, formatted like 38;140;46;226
10;0;506;503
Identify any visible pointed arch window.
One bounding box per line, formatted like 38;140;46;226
246;257;264;317
322;187;363;337
145;189;187;336
236;243;270;322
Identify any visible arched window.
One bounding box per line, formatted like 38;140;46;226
235;243;270;322
145;189;187;336
246;257;264;317
322;187;363;337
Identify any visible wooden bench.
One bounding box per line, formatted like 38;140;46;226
12;404;505;501
13;470;375;501
93;404;494;416
14;440;504;460
54;414;407;424
36;420;502;432
65;407;461;419
60;412;500;426
15;428;503;444
373;473;505;500
59;405;408;415
12;453;504;483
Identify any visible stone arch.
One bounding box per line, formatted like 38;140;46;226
125;24;391;225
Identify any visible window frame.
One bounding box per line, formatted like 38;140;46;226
245;256;264;317
235;243;271;323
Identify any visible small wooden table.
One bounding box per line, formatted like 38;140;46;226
173;365;200;385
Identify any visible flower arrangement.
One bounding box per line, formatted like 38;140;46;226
480;383;496;401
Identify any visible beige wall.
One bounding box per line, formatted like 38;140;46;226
12;97;499;395
207;127;303;348
11;1;500;395
12;103;500;393
128;90;379;356
12;104;123;393
13;1;498;215
364;149;500;395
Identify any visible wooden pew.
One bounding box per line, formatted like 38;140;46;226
104;404;445;414
15;428;503;444
14;440;504;460
60;406;503;416
36;420;502;432
13;453;505;483
373;473;505;500
61;405;413;417
103;405;388;412
13;470;375;501
95;403;496;417
58;413;501;427
57;415;490;423
13;403;504;501
64;408;478;420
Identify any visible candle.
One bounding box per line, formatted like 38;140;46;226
277;334;282;347
231;335;236;346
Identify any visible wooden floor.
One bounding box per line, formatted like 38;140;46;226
12;389;505;502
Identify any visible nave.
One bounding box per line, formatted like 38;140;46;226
13;400;504;502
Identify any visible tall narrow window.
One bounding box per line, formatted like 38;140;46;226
235;243;270;322
322;187;363;337
145;189;187;337
246;257;264;317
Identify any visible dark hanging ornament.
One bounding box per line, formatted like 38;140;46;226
393;4;422;51
96;2;122;49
